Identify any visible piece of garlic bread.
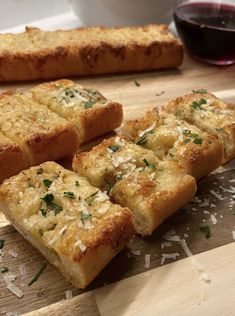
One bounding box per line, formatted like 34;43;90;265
0;162;134;288
0;91;79;165
73;137;196;236
31;79;123;144
164;91;235;163
121;109;224;179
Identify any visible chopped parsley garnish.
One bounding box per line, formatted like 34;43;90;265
136;135;148;145
40;209;47;217
143;158;156;169
37;168;44;175
216;128;224;133
43;179;53;188
41;194;63;215
136;129;154;146
231;209;235;215
41;193;54;204
1;266;9;273
191;98;207;110
0;240;4;249
81;212;91;223
108;145;119;152
183;138;191;144
193;137;203;145
182;130;203;145
83;100;94;109
86;191;99;206
169;153;174;158
115;174;123;181
106;183;114;195
200;225;211;238
155;91;165;96
192;89;208;94
75;181;80;187
63;191;75;199
134;80;140;87
28;262;47;286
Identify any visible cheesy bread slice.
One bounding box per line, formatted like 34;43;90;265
0;162;134;288
164;91;235;163
31;79;123;144
72;137;196;236
121;109;223;179
0;91;79;165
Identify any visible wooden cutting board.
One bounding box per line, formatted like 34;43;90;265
0;54;235;316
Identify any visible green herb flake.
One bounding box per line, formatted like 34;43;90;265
81;212;91;222
183;138;191;144
108;145;119;153
191;98;207;110
43;179;53;188
83;101;94;109
200;225;211;238
192;89;208;94
155;91;165;96
193;137;203;145
37;168;44;175
63;191;75;199
143;158;156;170
28;262;47;286
134;80;140;87
40;209;47;217
106;183;114;195
41;193;54;204
0;240;4;249
136;135;148;145
1;266;9;273
75;181;80;187
231;209;235;215
216;128;224;133
41;194;63;215
50;202;63;215
115;174;123;181
86;191;99;206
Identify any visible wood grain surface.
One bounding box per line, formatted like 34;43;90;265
0;54;235;315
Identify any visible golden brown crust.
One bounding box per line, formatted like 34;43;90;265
0;136;28;183
23;122;79;165
79;102;123;143
0;25;183;82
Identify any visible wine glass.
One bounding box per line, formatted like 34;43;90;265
173;0;235;65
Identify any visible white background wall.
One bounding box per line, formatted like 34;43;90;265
0;0;71;30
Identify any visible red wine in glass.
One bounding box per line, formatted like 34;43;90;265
174;1;235;65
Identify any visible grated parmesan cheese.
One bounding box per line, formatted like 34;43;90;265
8;249;18;258
144;254;151;269
75;239;86;252
19;264;27;280
210;214;217;225
138;121;156;137
65;289;73;300
161;252;179;265
210;190;224;201
6;283;24;298
232;231;235;240
130;250;141;256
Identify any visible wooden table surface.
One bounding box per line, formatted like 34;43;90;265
0;54;235;315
